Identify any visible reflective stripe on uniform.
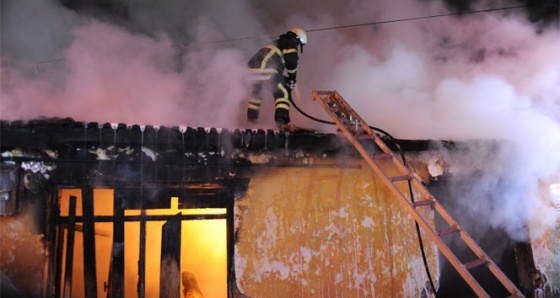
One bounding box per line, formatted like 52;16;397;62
253;74;272;80
275;98;290;110
250;68;278;74
282;48;297;55
250;68;277;80
283;48;297;75
261;45;285;69
248;97;262;110
274;83;290;111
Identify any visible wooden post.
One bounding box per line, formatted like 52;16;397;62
227;195;235;297
160;213;182;297
46;187;60;297
63;196;76;298
82;186;98;298
137;209;146;298
110;190;125;297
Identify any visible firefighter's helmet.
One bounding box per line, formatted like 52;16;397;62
289;27;307;45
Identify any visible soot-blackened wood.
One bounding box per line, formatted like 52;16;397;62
195;127;208;151
276;131;287;149
514;242;539;296
46;187;59;298
81;186;98;298
138;209;147;298
157;126;171;152
230;129;242;148
110;191;125;298
183;127;196;152
219;128;232;154
0;121;49;149
266;130;277;150
160;214;182;298
143;125;157;148
227;196;235;297
54;218;65;298
63;196;77;298
249;129;266;150
208;128;220;151
100;123;115;147
128;125;143;148
1;119;440;162
114;123;129;144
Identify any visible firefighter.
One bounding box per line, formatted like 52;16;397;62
247;27;307;128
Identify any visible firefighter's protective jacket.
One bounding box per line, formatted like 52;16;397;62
248;33;300;82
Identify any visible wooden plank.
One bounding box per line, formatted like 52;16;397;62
514;242;537;297
81;187;98;298
138;209;147;298
227;198;235;295
56;213;227;223
63;196;76;298
160;213;182;297
110;191;125;298
46;187;59;297
54;223;65;298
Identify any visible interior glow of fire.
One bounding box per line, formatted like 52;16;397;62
58;189;226;298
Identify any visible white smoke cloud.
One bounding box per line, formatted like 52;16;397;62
1;0;559;242
300;2;560;241
0;0;256;127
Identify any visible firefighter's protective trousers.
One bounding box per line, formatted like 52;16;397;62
247;72;291;125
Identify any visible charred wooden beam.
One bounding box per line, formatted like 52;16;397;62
57;213;227;223
160;214;182;297
138;210;146;298
63;196;76;298
81;186;98;298
110;190;125;298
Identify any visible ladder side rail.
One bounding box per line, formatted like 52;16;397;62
313;91;490;297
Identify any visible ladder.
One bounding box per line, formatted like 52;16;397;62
312;90;525;298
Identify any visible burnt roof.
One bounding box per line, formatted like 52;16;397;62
0;118;452;155
0;118;459;209
0;117;454;205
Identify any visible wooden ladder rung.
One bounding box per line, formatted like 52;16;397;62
389;175;410;182
412;200;433;208
438;225;460;236
463;258;487;269
372;153;391;160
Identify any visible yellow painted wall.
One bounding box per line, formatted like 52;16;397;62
234;158;439;297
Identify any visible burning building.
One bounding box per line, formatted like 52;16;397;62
1;94;559;297
2;0;560;297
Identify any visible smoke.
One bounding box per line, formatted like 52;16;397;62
1;0;256;127
1;0;559;242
